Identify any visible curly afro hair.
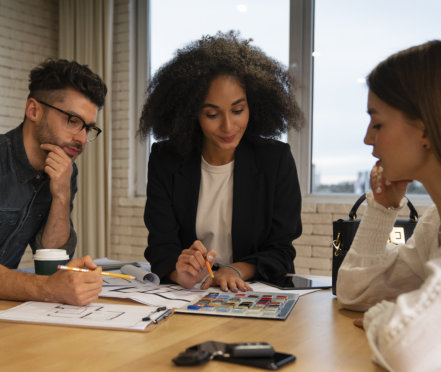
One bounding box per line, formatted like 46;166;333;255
138;30;303;155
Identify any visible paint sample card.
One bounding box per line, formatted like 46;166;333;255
175;291;299;320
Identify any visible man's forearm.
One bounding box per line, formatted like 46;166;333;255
0;265;48;301
41;196;71;248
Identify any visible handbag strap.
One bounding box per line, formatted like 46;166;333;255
348;193;418;221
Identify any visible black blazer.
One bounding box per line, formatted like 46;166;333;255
144;138;302;281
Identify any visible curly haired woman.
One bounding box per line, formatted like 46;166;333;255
139;31;303;292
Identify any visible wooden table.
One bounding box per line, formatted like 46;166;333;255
0;290;385;372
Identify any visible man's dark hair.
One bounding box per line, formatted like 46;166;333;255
138;31;303;155
28;59;107;109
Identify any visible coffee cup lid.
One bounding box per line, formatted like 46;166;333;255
34;249;69;261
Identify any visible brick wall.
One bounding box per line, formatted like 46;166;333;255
0;0;58;132
107;1;431;276
1;0;432;276
110;0;149;262
0;0;58;267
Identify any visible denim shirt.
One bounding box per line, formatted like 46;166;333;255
0;123;77;268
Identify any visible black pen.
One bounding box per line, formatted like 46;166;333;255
142;306;167;321
152;309;172;324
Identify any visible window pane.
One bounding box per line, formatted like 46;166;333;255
149;0;290;144
312;0;440;194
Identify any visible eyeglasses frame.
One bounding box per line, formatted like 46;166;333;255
36;99;102;142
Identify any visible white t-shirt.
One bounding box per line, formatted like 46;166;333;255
195;156;234;265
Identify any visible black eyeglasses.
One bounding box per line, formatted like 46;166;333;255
36;100;102;142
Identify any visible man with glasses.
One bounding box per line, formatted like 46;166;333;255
0;59;107;305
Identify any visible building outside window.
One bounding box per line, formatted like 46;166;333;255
312;0;440;195
136;0;440;198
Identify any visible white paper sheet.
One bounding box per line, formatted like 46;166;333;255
94;258;160;286
0;301;167;331
250;275;332;296
100;283;206;308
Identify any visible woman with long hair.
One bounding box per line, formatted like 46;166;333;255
337;40;441;371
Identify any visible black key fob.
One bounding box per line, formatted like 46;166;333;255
172;349;211;366
225;342;275;358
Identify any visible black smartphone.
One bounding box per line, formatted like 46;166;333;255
215;352;296;370
261;274;331;290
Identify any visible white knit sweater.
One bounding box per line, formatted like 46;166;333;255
337;190;441;371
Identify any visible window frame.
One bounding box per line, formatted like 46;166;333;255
290;0;430;205
289;0;313;199
134;0;431;206
134;0;150;197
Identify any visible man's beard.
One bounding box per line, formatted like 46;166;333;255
37;118;84;160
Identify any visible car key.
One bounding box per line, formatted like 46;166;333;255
224;342;275;358
172;349;211;366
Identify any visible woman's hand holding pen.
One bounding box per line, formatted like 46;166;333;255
370;162;410;208
173;240;216;289
173;240;254;292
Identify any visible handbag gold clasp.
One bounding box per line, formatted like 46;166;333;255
332;233;342;256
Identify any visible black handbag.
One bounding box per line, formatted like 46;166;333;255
331;193;418;296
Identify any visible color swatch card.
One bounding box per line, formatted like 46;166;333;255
175;291;299;320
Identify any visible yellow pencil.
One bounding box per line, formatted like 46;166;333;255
57;265;135;280
205;260;214;278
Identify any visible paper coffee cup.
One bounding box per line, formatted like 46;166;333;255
34;249;70;275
